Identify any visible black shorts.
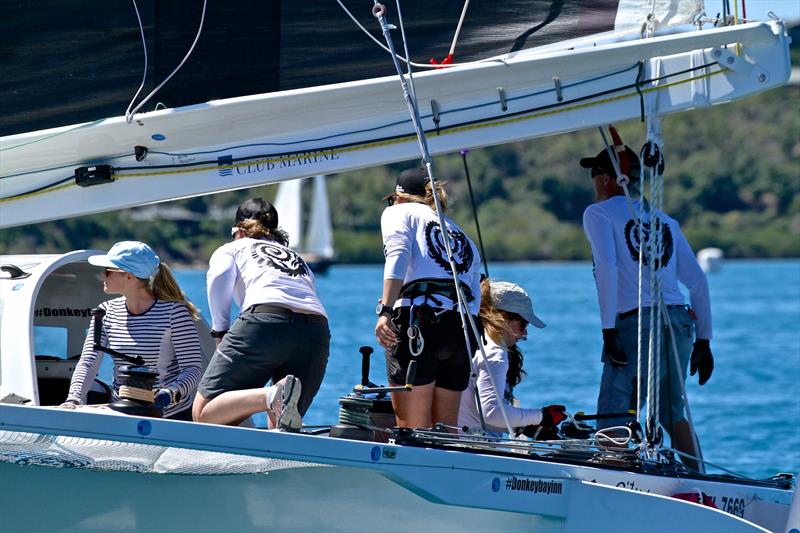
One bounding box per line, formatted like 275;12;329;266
385;307;476;391
198;305;330;416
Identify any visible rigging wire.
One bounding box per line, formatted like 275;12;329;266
460;149;489;278
373;0;514;436
336;0;501;69
125;0;208;123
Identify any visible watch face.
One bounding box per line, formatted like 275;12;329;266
376;303;383;315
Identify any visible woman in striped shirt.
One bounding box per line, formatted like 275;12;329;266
62;241;203;420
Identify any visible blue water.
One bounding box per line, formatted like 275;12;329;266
173;260;800;479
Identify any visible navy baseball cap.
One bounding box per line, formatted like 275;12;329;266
235;197;278;229
580;146;641;180
88;241;160;279
384;168;429;200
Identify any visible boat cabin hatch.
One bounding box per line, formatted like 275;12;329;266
0;251;214;407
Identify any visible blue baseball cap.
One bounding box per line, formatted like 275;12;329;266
88;241;160;279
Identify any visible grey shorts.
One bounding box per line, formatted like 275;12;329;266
597;306;695;430
198;305;330;416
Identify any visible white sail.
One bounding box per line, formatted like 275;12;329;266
304;176;334;259
272;179;303;249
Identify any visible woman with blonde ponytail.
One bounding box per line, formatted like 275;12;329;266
61;241;203;420
459;279;566;437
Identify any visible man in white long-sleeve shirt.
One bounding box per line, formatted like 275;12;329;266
581;145;714;468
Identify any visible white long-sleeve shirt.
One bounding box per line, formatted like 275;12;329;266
207;237;327;331
67;298;203;417
582;196;711;339
381;202;482;314
459;336;543;437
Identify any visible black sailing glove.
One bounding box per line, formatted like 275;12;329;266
690;339;714;386
602;328;628;368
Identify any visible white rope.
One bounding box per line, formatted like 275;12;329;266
125;0;208;123
373;1;514;436
448;0;471;58
338;0;504;69
594;426;633;447
124;0;149;122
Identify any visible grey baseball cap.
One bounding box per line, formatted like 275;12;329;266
490;281;546;328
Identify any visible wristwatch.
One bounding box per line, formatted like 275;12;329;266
376;303;393;317
209;329;228;338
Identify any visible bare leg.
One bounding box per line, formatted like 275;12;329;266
431;387;462;429
670;419;701;471
193;389;268;426
390;382;434;428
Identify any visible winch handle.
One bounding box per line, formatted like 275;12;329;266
359;346;374;387
91;307;105;346
91;307;145;366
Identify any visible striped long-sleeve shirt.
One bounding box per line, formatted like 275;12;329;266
67;297;203;417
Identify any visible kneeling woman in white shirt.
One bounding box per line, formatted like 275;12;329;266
459;280;566;438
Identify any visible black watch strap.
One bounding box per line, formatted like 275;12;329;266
376;304;393;317
209;329;228;338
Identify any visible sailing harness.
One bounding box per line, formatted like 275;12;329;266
373;1;515;436
399;278;476;357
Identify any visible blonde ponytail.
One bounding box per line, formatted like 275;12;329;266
151;263;200;320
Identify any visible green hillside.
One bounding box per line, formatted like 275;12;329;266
2;41;798;265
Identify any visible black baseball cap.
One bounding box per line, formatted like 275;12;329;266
580;146;641;180
235;197;278;229
384;168;429;201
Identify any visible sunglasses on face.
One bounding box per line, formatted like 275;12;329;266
505;312;528;328
104;268;126;277
386;194;396;207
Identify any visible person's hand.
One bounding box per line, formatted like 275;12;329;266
690;339;714;385
375;315;399;350
602;328;628;368
59;400;79;409
153;389;172;408
540;404;567;426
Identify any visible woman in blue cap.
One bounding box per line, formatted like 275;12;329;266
61;241;203;420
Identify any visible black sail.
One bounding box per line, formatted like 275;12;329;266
0;1;620;136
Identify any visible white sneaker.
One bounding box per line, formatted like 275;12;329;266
270;375;302;431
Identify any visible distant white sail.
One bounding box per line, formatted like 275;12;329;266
273;179;303;249
697;247;724;273
305;176;334;259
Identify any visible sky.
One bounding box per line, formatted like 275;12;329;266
731;0;800;22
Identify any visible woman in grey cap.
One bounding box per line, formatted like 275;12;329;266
194;197;329;430
62;241;203;420
459;279;566;438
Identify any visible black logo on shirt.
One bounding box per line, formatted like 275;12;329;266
624;219;673;270
250;242;309;277
425;220;473;274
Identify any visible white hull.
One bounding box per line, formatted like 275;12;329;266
0;404;790;533
0;21;791;228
